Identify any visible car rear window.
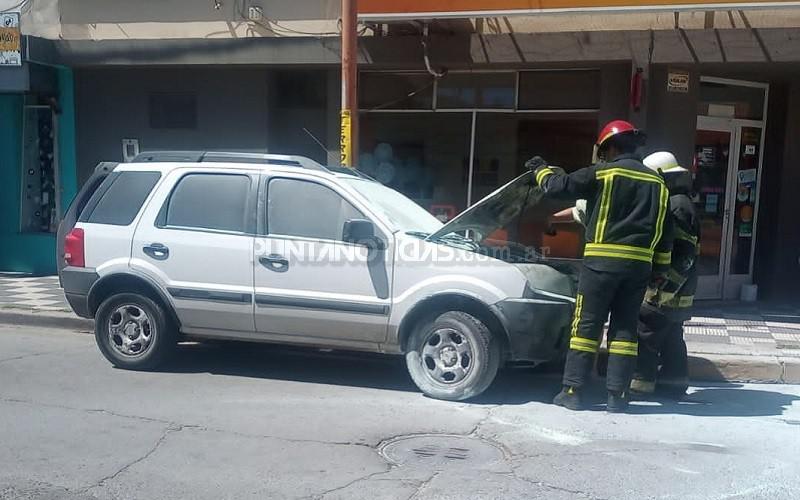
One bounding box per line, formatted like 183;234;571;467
80;171;161;226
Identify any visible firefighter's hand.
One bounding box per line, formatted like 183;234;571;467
525;156;547;172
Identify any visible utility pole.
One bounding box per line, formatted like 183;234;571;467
340;0;358;168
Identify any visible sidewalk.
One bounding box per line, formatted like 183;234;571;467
1;273;799;382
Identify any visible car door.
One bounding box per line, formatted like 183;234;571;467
131;168;257;335
253;173;392;344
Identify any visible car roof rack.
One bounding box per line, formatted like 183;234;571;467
131;151;328;172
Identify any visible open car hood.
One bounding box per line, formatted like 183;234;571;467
427;171;543;242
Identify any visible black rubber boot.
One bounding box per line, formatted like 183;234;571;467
656;377;689;400
607;390;630;413
553;386;584;411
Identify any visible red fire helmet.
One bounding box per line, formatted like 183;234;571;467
596;120;639;149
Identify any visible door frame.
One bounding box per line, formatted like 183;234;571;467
695;85;768;299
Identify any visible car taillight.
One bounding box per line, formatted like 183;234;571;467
64;228;85;268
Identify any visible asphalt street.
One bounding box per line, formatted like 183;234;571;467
1;322;799;500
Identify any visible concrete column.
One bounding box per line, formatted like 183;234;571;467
771;81;800;300
57;67;78;214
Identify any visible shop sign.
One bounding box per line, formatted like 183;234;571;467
358;0;800;18
340;110;353;168
667;71;690;93
0;13;21;67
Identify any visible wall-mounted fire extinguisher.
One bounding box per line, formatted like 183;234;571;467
630;67;644;111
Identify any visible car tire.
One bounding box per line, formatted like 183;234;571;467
94;292;176;370
405;311;501;401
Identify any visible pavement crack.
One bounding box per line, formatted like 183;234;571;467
407;470;441;500
498;465;611;500
304;466;394;499
0;397;376;449
81;424;184;493
469;404;500;437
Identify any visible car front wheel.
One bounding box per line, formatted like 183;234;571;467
405;311;501;401
94;293;176;370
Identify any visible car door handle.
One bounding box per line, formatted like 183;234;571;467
259;254;289;272
143;243;170;261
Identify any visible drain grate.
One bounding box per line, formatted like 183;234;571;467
380;434;505;468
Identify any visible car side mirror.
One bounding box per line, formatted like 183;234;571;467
343;219;385;250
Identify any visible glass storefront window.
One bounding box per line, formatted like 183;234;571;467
20;106;58;233
436;72;515;110
473;113;597;258
699;81;766;120
359;112;471;219
518;70;601;110
360;72;435;110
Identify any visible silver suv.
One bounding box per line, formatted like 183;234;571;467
58;152;577;401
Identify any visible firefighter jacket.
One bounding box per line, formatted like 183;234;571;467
643;169;700;321
534;154;673;275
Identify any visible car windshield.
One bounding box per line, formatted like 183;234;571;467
341;178;443;234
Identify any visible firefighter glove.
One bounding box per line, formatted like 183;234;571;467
525;156;548;171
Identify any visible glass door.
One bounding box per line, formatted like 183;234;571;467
694;116;765;300
693;117;734;299
724;124;764;299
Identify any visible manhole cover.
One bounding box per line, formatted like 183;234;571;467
380;434;505;468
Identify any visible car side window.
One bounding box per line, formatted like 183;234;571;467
161;173;251;233
267;178;364;241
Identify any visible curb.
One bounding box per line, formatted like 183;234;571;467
0;307;797;384
0;309;94;332
687;354;800;384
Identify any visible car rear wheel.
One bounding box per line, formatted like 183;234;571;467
94;293;176;370
405;311;501;401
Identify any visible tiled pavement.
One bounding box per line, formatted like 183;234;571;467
685;306;800;351
1;273;799;351
0;274;68;311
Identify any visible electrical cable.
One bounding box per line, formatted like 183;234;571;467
236;0;341;37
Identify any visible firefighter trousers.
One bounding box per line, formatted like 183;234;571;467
636;307;689;384
563;264;650;392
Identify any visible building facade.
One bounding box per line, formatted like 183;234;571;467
2;0;799;302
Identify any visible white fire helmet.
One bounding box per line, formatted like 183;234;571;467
643;151;687;174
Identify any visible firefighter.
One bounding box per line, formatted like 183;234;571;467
631;151;700;399
528;120;673;413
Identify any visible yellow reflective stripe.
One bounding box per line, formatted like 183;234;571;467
608;340;638;356
583;250;653;263
570;337;600;353
585;243;653;257
571;344;598;354
675;227;699;245
584;243;654;263
594;176;614;242
570;294;584;338
536;167;555;186
609;347;639;356
596;168;665;185
651;183;669;251
654;251;672;265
